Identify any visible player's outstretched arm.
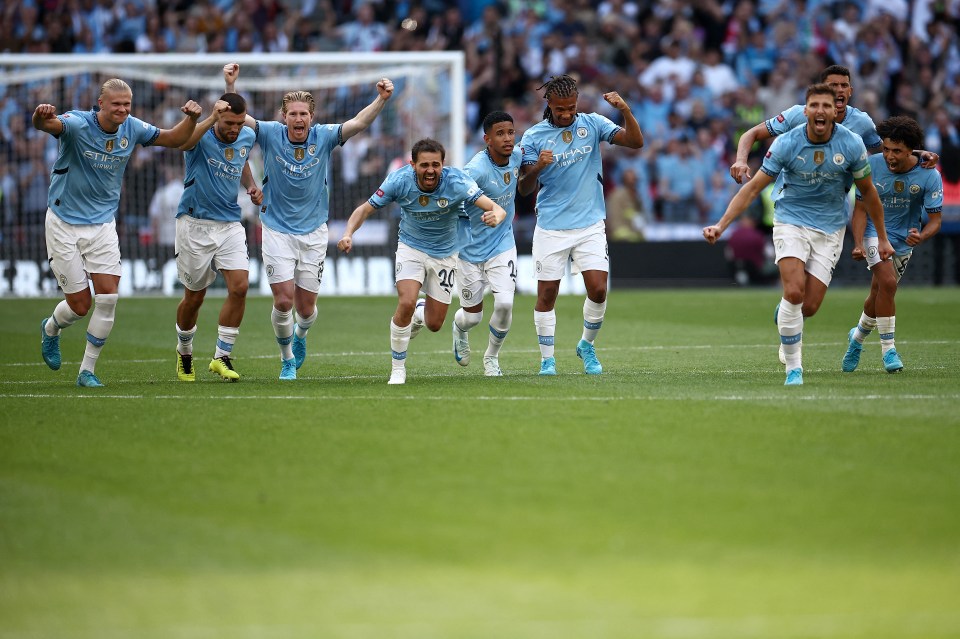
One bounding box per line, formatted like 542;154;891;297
178;100;228;151
342;78;394;142
855;175;894;260
155;100;202;148
32;104;64;136
604;91;644;149
475;195;506;227
703;170;774;243
337;201;377;254
221;63;257;128
730;122;772;184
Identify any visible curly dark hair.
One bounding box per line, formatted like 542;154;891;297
538;74;579;124
876;116;924;150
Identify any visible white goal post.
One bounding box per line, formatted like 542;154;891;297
0;52;465;297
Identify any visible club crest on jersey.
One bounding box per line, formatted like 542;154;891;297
418;195;429;206
438;198;449;208
294;147;305;161
239;147;247;157
833;153;844;165
225;148;234;161
562;131;573;143
503;172;511;184
105;140;114;152
894;181;905;193
814;151;825;165
909;184;920;194
577;127;588;139
119;137;128;149
308;145;317;156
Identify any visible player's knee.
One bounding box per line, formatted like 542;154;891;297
877;273;898;297
425;317;444;332
69;298;92;317
396;299;417;320
273;296;294;313
230;280;249;299
587;287;607;304
801;300;820;317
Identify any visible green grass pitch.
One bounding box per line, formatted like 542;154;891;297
2;287;959;639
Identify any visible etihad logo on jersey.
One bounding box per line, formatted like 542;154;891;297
83;150;123;166
562;131;573;143
418;195;429;206
894;180;905;193
275;154;320;174
554;145;593;162
814;151;825;165
207;158;242;176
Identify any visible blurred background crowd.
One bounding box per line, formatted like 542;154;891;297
1;0;959;254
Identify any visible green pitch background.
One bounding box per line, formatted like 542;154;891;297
2;288;959;639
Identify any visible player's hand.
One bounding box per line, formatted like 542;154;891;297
537;149;554;168
211;99;230;120
905;227;922;246
247;186;263;206
377;77;394;100
877;239;895;261
337;236;353;254
702;225;723;244
482;208;505;227
602;91;628;111
33;104;57;120
919;151;939;169
730;160;751;184
851;245;866;261
223;63;239;85
181;100;202;120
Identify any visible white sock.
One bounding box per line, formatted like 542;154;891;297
215;325;239;359
47;300;82;335
294;308;317;339
534;309;556;360
176;323;196;356
778;298;803;371
485;295;512;358
80;293;117;374
390;319;411;370
454;308;483;334
854;312;876;343
581;298;606;343
272;307;294;361
877;316;896;354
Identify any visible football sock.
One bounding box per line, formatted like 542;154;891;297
454;309;483;333
390;319;411;370
581;298;606;343
778;298;803;370
272;307;294;360
47;300;82;335
176;323;196;355
877;316;896;354
486;294;512;358
80;293;117;374
534;309;556;360
854;312;877;343
294;308;317;339
215;325;239;359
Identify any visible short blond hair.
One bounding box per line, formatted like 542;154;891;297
100;78;132;97
281;91;315;115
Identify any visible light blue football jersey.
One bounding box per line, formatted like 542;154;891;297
459;147;520;263
766;104;882;149
859;155;944;255
369;165;482;258
177;126;257;223
256;120;342;235
48;109;159;225
519;112;621;230
761;123;870;233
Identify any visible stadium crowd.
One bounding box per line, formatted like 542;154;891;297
1;0;959;248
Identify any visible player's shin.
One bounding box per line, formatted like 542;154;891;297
80;293;118;374
534;310;556;360
582;298;606;343
778;298;804;371
272;307;294;360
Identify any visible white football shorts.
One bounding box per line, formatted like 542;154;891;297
395;241;457;305
456;246;517;306
175;215;248;291
45;209;121;294
261;223;327;293
772;222;844;287
533;220;608;281
864;236;911;282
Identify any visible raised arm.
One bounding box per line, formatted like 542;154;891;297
178;100;228;151
154;100;202;149
32;104;64;136
341;78;394;142
222;63;258;128
604;91;643;149
337;201;378;254
854;174;893;260
703;170;775;243
730;122;773;184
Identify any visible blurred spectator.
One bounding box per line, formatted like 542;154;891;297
339;4;390;52
606;167;646;241
724;215;772;286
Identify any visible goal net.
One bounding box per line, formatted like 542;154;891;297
0;52;465;297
